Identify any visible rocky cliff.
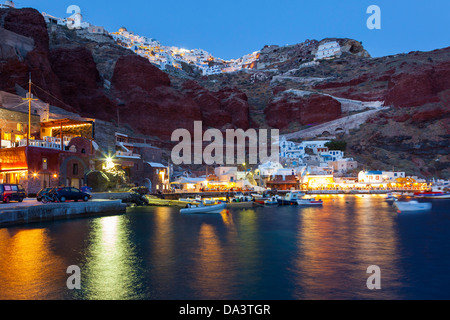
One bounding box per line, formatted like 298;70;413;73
1;7;449;178
0;7;252;139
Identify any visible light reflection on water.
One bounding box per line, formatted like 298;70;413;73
1;195;450;300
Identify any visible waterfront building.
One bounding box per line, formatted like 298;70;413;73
358;170;406;183
0;137;93;194
266;174;300;191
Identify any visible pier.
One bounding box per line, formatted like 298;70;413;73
0;199;126;228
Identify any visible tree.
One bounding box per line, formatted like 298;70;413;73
325;140;347;152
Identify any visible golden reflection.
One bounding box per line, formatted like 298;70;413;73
82;215;142;300
294;195;400;299
193;223;233;299
150;207;175;285
0;228;65;300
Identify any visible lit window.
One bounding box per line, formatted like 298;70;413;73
17;123;24;131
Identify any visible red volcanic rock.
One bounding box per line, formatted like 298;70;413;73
0;8;63;107
49;47;116;120
113;85;202;138
385;62;450;108
411;108;449;123
272;86;287;96
1;8;49;51
111;55;170;93
264;94;342;129
219;90;250;129
181;82;250;130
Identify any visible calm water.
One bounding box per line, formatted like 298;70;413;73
1;195;450;300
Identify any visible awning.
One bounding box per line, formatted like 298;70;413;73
147;162;166;168
170;178;206;184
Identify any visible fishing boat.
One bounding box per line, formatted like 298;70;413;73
277;191;304;205
393;200;432;213
297;198;323;206
180;202;226;214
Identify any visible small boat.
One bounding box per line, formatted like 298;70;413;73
393;200;432;213
297;198;323;206
414;191;450;199
264;196;279;205
277;191;304;205
385;193;396;202
180;202;226;214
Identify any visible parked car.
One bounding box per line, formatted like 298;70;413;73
36;187;55;202
0;184;27;203
54;187;91;202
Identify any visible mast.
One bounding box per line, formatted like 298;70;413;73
22;73;38;146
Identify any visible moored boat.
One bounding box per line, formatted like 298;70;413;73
264;196;279;205
393;200;432;213
277;191;304;205
297;198;323;206
414;191;450;199
180;202;226;214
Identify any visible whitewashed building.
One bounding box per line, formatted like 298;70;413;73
358;171;406;183
315;41;341;60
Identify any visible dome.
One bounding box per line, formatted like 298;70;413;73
118;27;127;32
5;1;15;7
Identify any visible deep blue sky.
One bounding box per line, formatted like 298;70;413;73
13;0;450;60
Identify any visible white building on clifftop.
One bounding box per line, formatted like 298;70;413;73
315;41;341;60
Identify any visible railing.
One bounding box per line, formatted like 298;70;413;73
18;136;71;150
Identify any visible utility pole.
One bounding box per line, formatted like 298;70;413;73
22;73;38;146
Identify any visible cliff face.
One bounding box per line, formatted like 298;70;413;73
0;8;252;138
264;92;342;130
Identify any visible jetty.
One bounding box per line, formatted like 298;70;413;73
0;199;126;228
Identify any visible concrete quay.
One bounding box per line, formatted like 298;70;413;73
0;199;127;228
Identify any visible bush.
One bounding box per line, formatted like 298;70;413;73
325;140;347;152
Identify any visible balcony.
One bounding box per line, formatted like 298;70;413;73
17;136;71;150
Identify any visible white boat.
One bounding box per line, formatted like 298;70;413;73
180;202;226;214
297;198;323;206
278;191;305;205
393;200;432;213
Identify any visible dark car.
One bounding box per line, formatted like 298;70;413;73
36;187;55;202
0;184;27;203
54;187;91;202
